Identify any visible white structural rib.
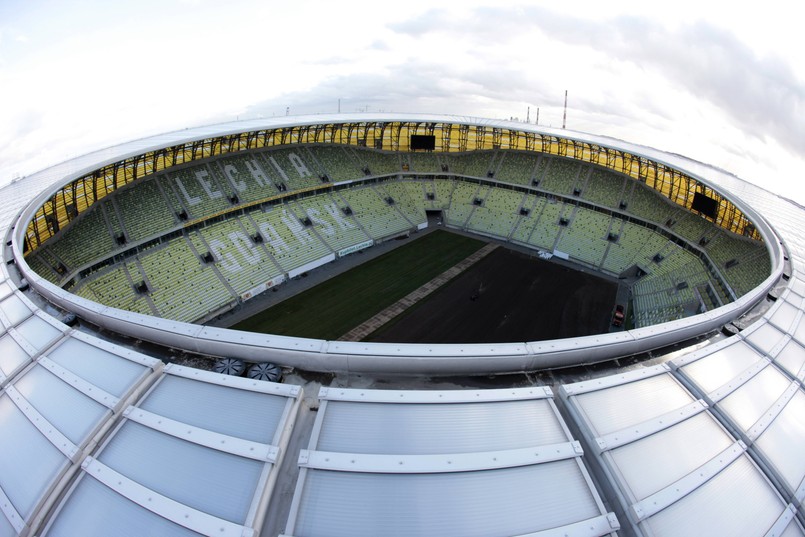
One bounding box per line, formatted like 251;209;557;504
123;406;280;463
298;441;584;474
0;484;25;534
80;457;254;537
318;384;553;403
516;514;621;537
764;504;799;537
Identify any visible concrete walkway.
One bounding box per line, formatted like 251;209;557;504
338;242;499;341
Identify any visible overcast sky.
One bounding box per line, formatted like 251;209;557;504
1;0;803;203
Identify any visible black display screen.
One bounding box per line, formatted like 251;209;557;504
410;134;436;150
691;192;718;219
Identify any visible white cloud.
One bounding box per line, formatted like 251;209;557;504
1;1;803;205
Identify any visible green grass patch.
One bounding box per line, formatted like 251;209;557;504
232;230;485;339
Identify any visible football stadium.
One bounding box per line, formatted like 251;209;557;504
1;114;803;536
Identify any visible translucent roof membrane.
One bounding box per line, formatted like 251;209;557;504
43;364;301;536
743;322;787;356
671;338;805;513
13;315;63;353
12;364;109;445
137;373;290;444
565;367;695;437
0;328;162;535
773;339;805;381
752;390;805;496
42;476;199;537
559;366;796;536
292;463;603;537
642;455;787;536
675;340;766;396
0;295;31;327
0;333;33;386
0;282;13;301
793;314;805;349
45;336;157;399
768;299;800;333
316;398;566;454
0;394;69;520
285;386;618;537
97;421;263;523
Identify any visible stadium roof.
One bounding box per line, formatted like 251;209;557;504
1;114;804;536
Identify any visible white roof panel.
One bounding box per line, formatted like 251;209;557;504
753;390;805;492
42;475;199;537
642;455;786;537
46;337;154;398
0;282;13;302
677;341;765;395
0;394;68;519
14;316;62;353
0;295;31;327
96;421;263;524
290;461;601;537
316;398;567;454
745;322;787;356
774;339;805;380
0;333;32;384
768;300;800;332
0;509;15;537
138;374;290;444
12;364;109;446
717;365;792;433
571;373;695;436
607;411;733;502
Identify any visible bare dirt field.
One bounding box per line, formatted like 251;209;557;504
368;247;619;343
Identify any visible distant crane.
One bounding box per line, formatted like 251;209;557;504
562;90;568;129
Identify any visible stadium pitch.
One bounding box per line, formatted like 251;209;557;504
231;229;485;340
234;229;619;343
367;247;619;343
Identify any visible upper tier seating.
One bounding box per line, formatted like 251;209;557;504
114;177;177;242
539;157;581;195
312;146;363;182
495;151;539;186
349;148;401;177
582;166;626;209
255;147;325;192
167;165;232;221
445;151;494;178
48;207;115;272
407;152;442;173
